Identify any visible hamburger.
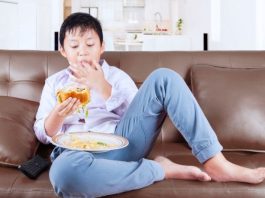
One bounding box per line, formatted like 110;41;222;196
56;87;90;106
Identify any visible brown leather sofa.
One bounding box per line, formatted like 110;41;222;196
1;50;265;198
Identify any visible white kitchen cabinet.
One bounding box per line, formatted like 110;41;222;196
142;35;191;51
107;34;192;51
0;1;19;49
0;0;63;50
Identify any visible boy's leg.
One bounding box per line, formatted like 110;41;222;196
114;68;222;163
49;68;265;198
49;68;216;197
49;149;164;198
113;68;265;184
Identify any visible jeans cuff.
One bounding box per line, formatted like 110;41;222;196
149;160;165;181
195;141;223;163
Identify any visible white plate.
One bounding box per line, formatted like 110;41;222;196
50;131;129;153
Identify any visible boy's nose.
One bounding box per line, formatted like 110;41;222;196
79;53;88;57
78;52;90;63
78;50;89;57
78;53;89;63
78;45;89;56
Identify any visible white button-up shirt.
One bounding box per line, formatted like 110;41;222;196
34;60;138;144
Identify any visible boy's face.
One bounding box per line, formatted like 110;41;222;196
60;28;104;66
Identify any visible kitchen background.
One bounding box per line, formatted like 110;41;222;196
0;0;265;51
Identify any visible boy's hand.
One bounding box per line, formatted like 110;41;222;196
44;97;80;138
54;97;80;117
69;60;111;100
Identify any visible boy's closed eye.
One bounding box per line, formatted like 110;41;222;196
87;43;94;47
69;44;94;48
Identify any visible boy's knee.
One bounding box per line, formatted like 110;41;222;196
152;68;173;76
49;151;94;196
150;68;183;84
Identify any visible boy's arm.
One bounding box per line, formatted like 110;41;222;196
34;79;57;144
44;97;80;137
34;78;81;144
104;67;138;116
69;60;138;116
96;78;112;100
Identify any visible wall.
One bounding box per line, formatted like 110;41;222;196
145;0;171;21
177;0;211;50
212;0;257;50
176;0;265;50
0;0;63;50
256;0;265;50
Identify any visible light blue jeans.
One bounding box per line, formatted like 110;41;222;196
49;68;223;198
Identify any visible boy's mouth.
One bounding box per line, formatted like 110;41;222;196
78;60;98;70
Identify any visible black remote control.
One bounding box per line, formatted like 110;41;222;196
18;155;50;179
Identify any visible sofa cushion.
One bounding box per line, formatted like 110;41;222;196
191;65;265;151
0;96;39;167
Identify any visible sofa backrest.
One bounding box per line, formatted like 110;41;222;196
0;50;68;102
1;50;265;144
2;50;265;102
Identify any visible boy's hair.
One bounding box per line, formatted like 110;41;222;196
59;12;103;48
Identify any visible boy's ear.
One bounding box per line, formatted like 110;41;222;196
59;45;67;58
100;41;105;55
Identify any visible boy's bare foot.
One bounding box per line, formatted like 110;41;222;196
204;153;265;184
154;156;211;181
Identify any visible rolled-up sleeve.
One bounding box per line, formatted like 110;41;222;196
34;78;61;144
105;67;138;116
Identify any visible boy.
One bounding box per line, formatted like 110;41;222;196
34;13;265;197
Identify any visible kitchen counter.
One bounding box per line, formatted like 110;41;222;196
141;34;192;51
104;30;192;51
